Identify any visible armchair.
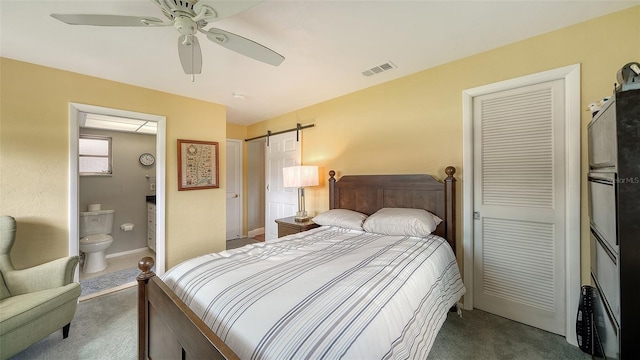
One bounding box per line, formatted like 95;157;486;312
0;216;81;359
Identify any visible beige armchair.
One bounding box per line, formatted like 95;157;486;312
0;216;81;359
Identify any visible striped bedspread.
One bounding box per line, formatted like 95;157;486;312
162;226;466;360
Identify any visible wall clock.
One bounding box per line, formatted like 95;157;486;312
139;153;155;166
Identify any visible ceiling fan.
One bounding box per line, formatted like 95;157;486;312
51;0;284;76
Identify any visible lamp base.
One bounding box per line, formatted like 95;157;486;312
294;211;309;222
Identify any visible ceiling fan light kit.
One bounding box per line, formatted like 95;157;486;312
50;0;284;77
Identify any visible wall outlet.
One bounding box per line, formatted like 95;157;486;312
150;183;156;191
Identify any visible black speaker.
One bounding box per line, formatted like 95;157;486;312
576;285;601;355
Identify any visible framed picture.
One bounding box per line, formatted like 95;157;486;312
177;139;219;191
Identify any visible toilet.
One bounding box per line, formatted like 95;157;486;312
79;209;115;273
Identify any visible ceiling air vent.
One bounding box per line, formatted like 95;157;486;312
362;61;397;77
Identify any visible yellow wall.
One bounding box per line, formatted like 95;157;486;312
0;58;228;269
248;7;640;282
226;123;246;140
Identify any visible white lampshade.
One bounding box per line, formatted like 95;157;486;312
283;166;319;188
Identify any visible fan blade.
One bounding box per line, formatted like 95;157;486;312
51;14;165;27
205;28;284;66
193;1;261;22
178;35;203;75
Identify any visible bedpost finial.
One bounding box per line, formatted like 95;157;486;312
329;170;336;179
445;166;456;178
138;256;155;273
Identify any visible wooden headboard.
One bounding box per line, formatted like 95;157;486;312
328;166;456;252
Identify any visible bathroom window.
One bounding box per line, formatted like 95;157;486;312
79;135;112;176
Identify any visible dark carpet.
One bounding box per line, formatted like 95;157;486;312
429;308;590;359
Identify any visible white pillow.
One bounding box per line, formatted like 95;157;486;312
363;208;442;237
313;209;368;230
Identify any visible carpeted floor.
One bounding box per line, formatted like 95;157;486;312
227;237;260;248
11;286;137;360
429;309;590;359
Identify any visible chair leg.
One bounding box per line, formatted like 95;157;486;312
63;323;71;339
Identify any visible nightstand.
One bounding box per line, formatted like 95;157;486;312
275;216;320;237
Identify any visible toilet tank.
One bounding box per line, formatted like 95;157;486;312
79;209;115;237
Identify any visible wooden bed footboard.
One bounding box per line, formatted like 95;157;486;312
137;257;239;360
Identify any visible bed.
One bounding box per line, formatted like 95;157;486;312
137;166;464;360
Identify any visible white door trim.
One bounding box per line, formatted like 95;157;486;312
68;103;167;277
462;64;581;346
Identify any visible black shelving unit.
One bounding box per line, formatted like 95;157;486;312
587;89;640;360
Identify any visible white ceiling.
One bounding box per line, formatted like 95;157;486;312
1;1;637;125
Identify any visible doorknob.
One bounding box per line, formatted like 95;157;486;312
473;211;480;220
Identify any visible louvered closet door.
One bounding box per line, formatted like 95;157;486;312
473;79;566;335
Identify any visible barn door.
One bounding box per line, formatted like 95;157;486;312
264;132;300;241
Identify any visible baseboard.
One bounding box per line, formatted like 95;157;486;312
106;247;151;259
248;227;265;238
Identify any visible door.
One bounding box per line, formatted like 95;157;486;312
265;132;300;241
473;79;566;335
226;139;242;240
247;140;266;237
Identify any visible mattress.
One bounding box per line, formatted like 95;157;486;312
162;226;465;359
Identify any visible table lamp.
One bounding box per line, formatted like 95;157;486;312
282;165;319;222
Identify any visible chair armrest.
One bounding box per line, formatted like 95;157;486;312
4;256;78;295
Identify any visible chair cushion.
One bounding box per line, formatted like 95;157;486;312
0;282;80;335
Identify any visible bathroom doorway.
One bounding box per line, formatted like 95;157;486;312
68;103;166;299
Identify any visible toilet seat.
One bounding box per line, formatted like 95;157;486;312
80;234;113;244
